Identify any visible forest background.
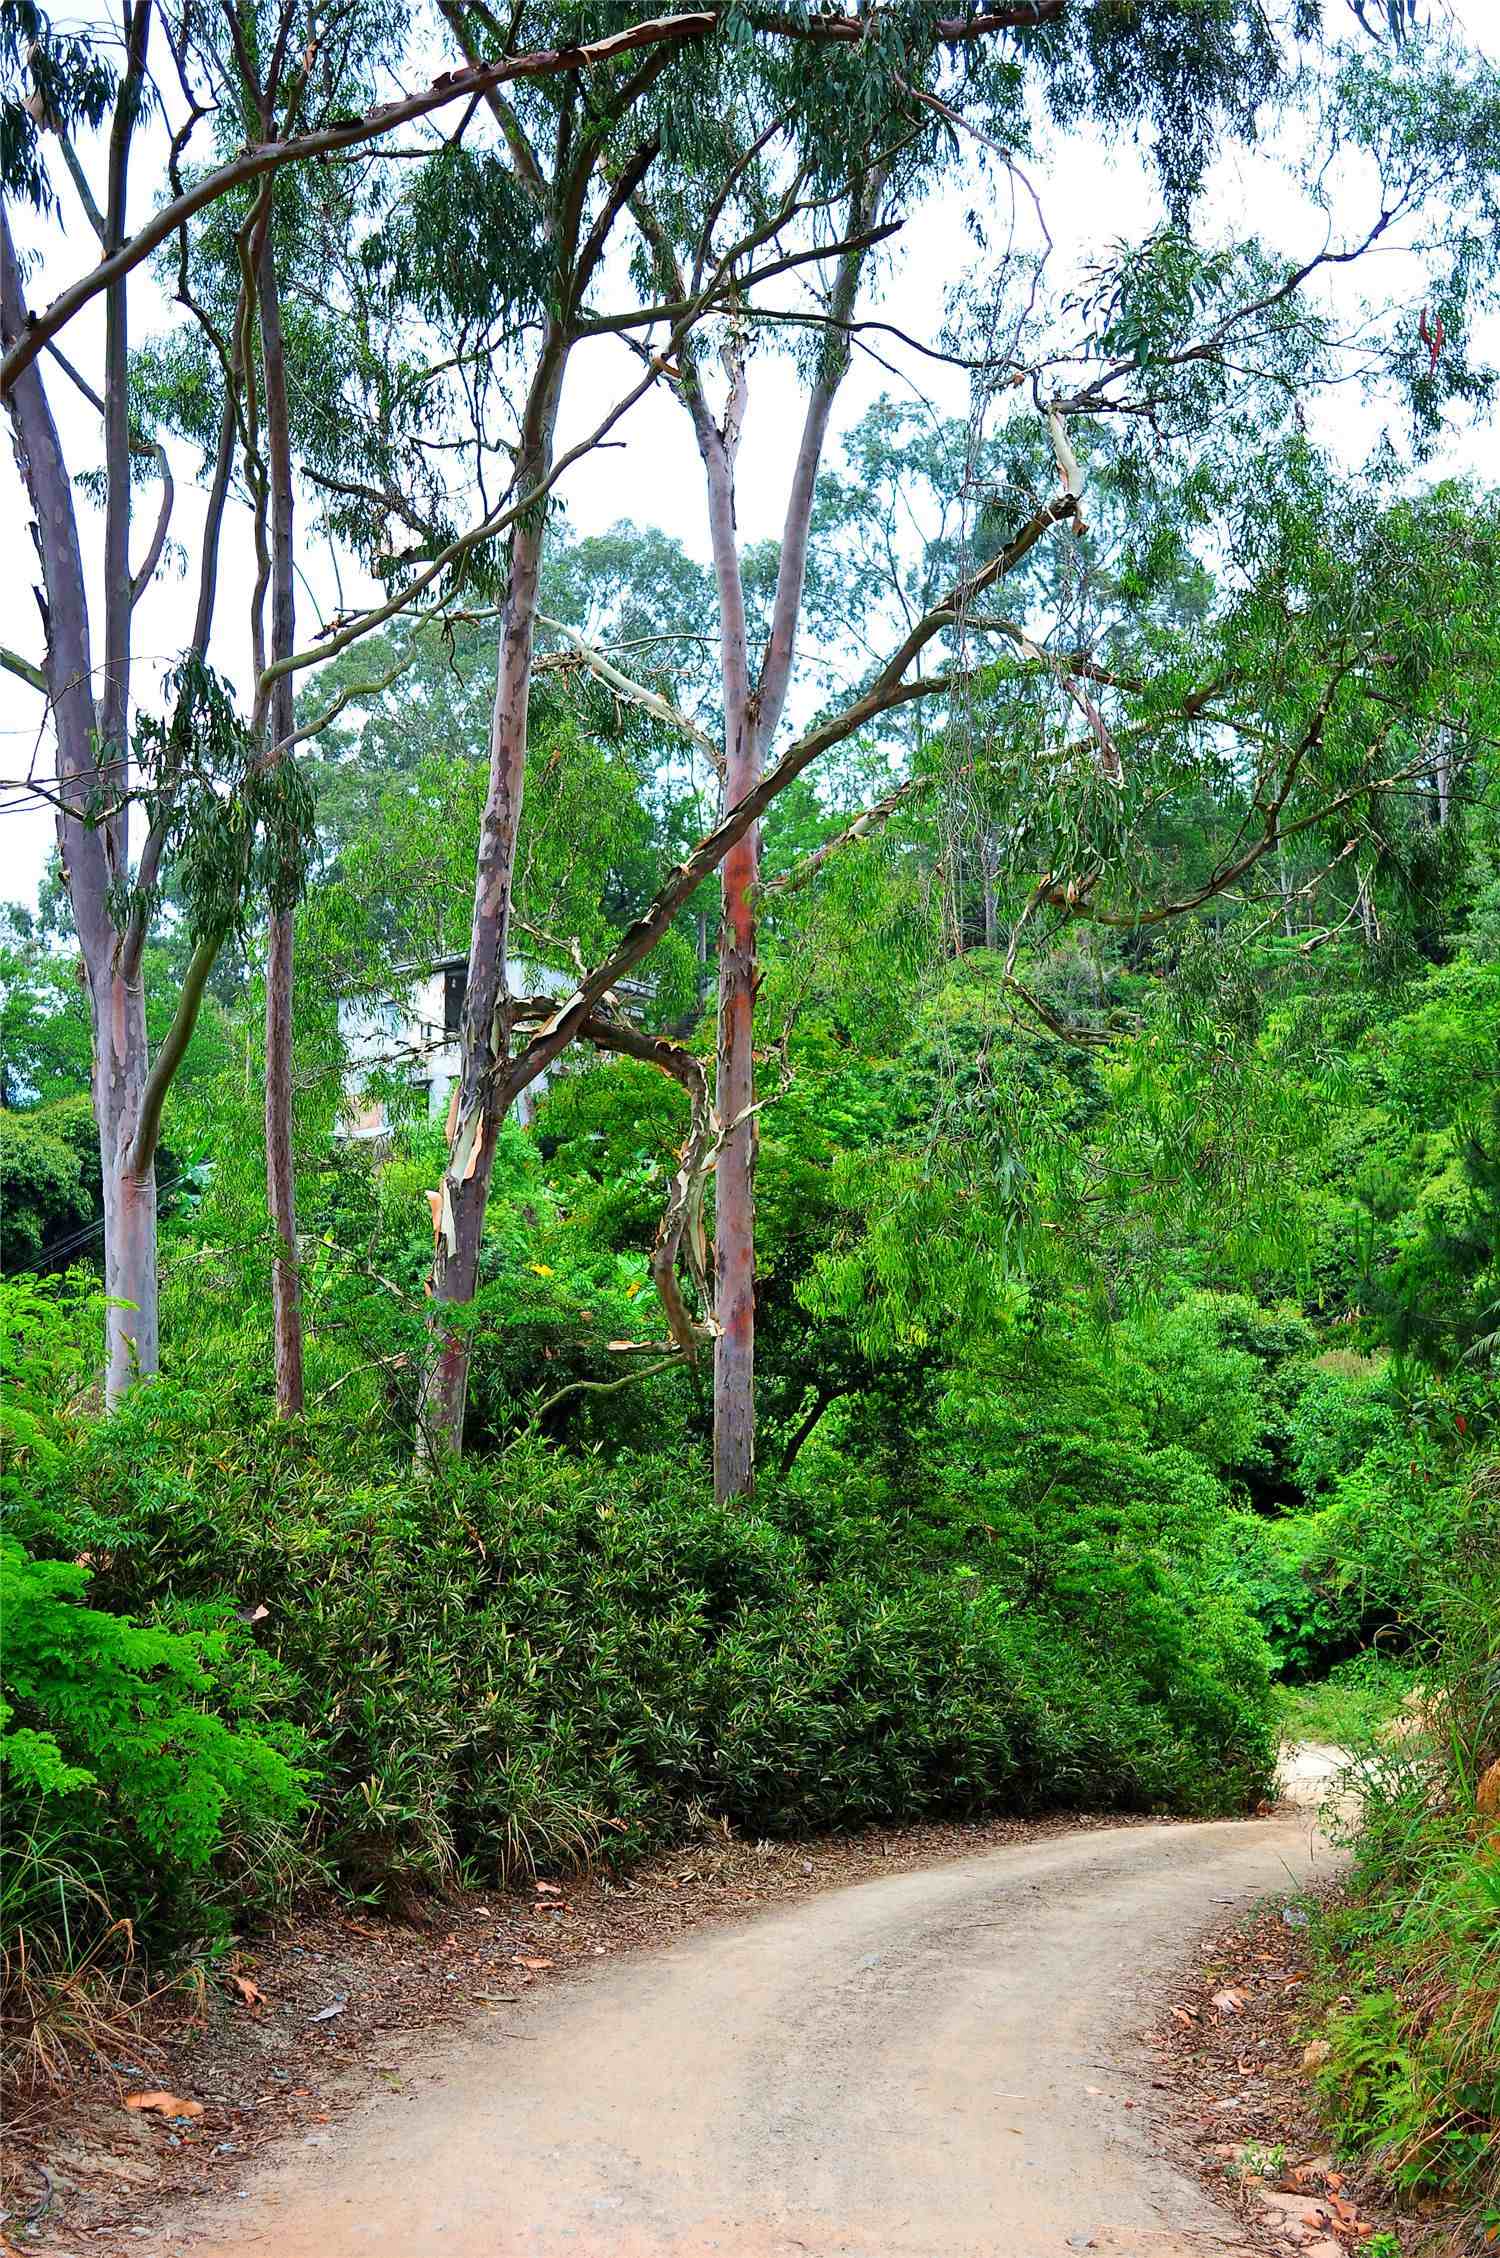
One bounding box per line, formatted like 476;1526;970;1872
1;0;1497;2240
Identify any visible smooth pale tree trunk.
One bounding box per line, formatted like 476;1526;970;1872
713;720;760;1504
421;347;565;1456
257;218;305;1415
1433;738;1453;829
688;187;878;1502
680;348;757;1503
98;1084;159;1401
3;194;163;1405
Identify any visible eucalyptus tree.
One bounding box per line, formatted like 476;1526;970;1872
1;0;432;1401
599;0;1339;1499
142;0;435;1413
625;150;912;1502
0;6;321;1399
398;2;926;1454
2;0;703;1401
482;12;1500;1498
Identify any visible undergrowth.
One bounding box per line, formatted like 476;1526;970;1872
1276;1652;1416;1749
1308;1479;1500;2250
0;1278;1278;2087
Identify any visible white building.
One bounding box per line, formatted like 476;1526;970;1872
338;953;571;1137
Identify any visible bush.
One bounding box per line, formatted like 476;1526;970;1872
0;1541;305;1883
1308;1474;1500;2240
6;1359;1277;1908
1;1282;307;2082
0;1532;305;2087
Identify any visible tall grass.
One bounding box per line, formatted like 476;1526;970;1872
0;1825;141;2091
1315;1472;1500;2246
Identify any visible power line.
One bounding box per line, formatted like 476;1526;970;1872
9;1165;202;1276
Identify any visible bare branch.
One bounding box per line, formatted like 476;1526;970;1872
130;443;175;605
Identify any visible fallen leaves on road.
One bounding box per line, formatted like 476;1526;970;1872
1155;1893;1406;2258
9;1810;1152;2252
230;1975;267;2010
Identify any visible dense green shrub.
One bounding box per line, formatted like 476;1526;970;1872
4;1279;1277;1914
1;1279;305;2032
0;1540;305;1895
0;1101;96;1271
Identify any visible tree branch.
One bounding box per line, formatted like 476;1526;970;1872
497;489;1079;1107
0;646;47;694
537;616;720;764
1;11;719;396
128;924;227;1176
130;443;175;605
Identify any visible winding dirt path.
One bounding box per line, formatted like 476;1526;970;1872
174;1811;1336;2258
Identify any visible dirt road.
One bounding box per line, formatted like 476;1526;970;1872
174;1811;1335;2258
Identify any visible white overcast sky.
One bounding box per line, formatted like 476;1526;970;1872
2;2;1497;910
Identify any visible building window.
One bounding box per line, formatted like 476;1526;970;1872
412;1078;432;1118
444;966;466;1035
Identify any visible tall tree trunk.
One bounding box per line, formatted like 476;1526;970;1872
96;1;157;1396
1432;735;1452;829
3;182;160;1405
99;1057;158;1402
682;350;756;1503
421;344;565;1456
257;218;305;1415
693;183;879;1503
713;716;759;1503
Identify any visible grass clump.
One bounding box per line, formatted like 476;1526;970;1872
1308;1485;1500;2246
